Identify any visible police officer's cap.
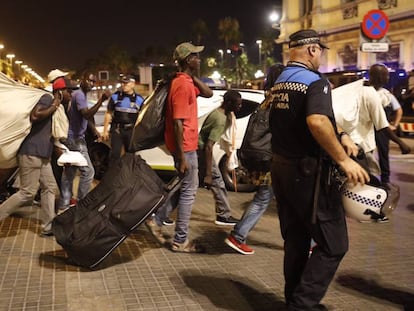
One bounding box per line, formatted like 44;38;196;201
288;29;329;49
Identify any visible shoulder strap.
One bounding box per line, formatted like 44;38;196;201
111;93;119;102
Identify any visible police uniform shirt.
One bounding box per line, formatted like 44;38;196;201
108;91;144;125
270;63;335;158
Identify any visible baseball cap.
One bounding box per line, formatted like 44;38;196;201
173;42;204;61
120;74;136;83
48;69;69;82
52;77;79;91
288;29;329;49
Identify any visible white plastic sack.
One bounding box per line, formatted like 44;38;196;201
331;79;363;134
0;72;47;168
220;112;239;170
57;151;87;167
52;104;69;140
55;141;87;167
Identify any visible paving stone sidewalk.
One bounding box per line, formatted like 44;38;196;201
1;142;413;311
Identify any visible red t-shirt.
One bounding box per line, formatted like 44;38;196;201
164;73;200;153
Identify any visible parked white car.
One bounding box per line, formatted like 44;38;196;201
89;88;265;192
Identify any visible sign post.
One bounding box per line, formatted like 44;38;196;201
360;10;389;52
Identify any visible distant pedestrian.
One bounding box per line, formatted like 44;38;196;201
146;42;213;253
371;63;410;187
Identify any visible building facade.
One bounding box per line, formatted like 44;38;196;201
277;0;414;73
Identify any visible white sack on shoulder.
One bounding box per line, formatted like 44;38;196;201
0;72;47;168
331;79;363;134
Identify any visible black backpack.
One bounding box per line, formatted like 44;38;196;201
129;74;175;152
239;99;272;173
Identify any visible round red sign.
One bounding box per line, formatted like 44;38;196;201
361;9;389;39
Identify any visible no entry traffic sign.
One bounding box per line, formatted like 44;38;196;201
361;10;389;39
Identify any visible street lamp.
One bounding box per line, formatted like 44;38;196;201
218;49;223;68
15;60;23;80
256;40;262;68
6;54;15;78
0;44;4;72
269;11;280;29
6;53;15;64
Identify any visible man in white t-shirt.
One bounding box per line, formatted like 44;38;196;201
333;64;411;223
344;78;389;175
371;64;409;186
334;66;410;175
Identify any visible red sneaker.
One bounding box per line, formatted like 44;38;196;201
224;235;255;255
69;198;77;207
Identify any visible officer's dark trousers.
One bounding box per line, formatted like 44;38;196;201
110;126;133;164
271;154;348;310
375;129;390;183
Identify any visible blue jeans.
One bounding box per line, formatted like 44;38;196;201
59;138;94;208
154;151;199;244
210;159;231;218
231;185;273;243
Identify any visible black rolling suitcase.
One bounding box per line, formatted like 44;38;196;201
52;152;180;269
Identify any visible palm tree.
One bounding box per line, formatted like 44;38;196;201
218;17;242;85
259;28;281;73
104;45;134;75
218;17;241;50
191;18;209;45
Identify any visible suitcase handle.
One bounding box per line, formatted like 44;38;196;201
164;175;181;192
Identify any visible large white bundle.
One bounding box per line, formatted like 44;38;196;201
0;72;47;168
332;78;387;153
331;79;363;135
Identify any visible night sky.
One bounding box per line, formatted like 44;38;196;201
1;0;281;76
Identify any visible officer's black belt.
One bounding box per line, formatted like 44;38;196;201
113;123;134;129
272;153;303;165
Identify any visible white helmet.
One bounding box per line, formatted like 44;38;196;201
341;176;400;222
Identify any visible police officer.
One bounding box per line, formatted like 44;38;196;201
269;29;369;310
103;74;144;163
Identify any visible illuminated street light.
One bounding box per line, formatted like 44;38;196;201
0;44;4;72
218;49;224;67
269;9;281;30
6;54;15;78
210;71;221;80
15;60;23;80
256;40;262;68
269;11;279;23
6;54;15;64
239;43;245;54
255;70;264;78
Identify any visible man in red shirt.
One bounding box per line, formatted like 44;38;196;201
147;42;212;252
